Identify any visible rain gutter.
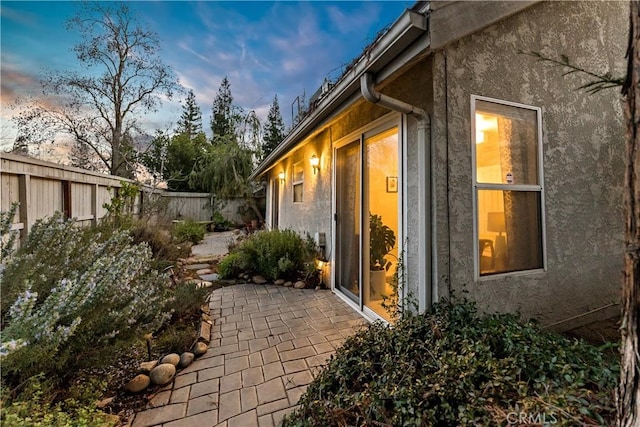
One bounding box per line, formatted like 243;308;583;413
360;72;434;312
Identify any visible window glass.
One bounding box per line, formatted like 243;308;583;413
473;97;544;278
475;100;539;185
477;190;543;275
293;163;303;203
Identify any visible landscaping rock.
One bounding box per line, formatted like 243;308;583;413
139;360;158;374
178;352;195;368
124;374;150;393
274;279;285;286
253;275;267;284
96;396;115;409
199;273;219;281
294;281;306;289
149;363;176;386
284;281;293;287
196;281;213;289
315;286;321;291
193;341;208;356
196;268;212;275
160;353;180;366
201;304;210;315
202;313;211;322
185;263;210;270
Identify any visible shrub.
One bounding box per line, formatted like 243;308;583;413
218;229;317;280
0;213;172;384
218;252;247;278
171;280;211;317
1;375;115;427
173;219;206;244
130;221;191;269
283;300;619;426
1;202;19;262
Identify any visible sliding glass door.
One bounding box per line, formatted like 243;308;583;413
335;125;399;321
335;140;361;302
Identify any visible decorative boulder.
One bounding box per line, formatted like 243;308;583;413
139;360;158;374
160;353;180;366
178;352;195;368
124;374;150;393
294;281;306;289
283;281;293;287
193;342;208;356
149;363;176;386
253;275;267;284
274;279;285;286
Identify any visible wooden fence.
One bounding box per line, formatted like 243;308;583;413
0;153;223;244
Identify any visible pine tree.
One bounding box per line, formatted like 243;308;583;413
177;90;203;139
210;77;236;143
262;95;286;159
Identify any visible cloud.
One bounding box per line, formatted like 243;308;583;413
326;3;384;35
0;5;38;28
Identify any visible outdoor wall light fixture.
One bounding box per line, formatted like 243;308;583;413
278;171;285;183
310;154;320;175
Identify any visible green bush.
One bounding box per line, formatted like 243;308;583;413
218;229;317;280
173;219;206;244
0;213;172;384
217;252;247;278
171;280;211;317
283;301;619;426
130;221;191;269
1;375;116;427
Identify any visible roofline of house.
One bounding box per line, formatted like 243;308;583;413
249;7;429;180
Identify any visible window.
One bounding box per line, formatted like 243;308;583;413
293;162;304;203
472;96;545;277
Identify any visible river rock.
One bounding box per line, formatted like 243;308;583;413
96;396;115;409
294;281;306;289
178;352;195;368
283;281;293;287
149;363;176;386
124;374;150;393
139;360;158;374
274;279;285;286
193;342;208;356
253;275;267;284
196;268;212;275
160;353;180;366
196;281;213;289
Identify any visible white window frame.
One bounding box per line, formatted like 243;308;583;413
471;95;547;281
292;162;304;203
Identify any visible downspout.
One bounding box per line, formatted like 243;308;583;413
361;73;434;312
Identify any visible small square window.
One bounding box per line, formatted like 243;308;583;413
293;163;303;203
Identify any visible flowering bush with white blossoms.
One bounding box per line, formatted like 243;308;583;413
0;213;172;383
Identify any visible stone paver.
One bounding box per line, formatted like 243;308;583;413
131;283;367;426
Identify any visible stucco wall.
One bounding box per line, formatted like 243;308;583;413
432;0;626;327
266;56;433;310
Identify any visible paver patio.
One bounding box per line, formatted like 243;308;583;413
131;283;368;427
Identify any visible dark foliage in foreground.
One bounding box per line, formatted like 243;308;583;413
283;301;618;426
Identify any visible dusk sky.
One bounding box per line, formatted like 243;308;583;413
0;1;411;152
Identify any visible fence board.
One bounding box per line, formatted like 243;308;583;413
0;153;259;242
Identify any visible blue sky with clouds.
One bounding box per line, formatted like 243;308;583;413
1;1;411;148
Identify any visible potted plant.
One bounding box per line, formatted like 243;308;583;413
369;213;396;298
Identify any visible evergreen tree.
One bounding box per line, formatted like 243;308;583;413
210;77;236;143
262;95;286;159
177;90;203;139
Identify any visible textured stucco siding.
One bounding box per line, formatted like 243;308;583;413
266;57;433;308
432;0;626;327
